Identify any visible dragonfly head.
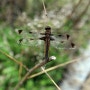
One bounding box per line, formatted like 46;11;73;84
45;26;51;31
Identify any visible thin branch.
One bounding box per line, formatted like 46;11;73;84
19;63;23;79
42;0;47;17
73;0;90;26
28;55;90;79
14;59;53;90
70;0;82;16
59;0;82;30
0;49;29;71
41;67;62;90
59;0;90;30
42;0;49;27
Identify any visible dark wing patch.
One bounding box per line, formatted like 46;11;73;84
71;43;75;48
66;34;70;40
18;30;23;34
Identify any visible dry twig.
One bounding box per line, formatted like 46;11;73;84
28;55;90;79
41;67;62;90
0;49;29;71
14;59;53;90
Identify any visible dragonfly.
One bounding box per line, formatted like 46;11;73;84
17;26;75;61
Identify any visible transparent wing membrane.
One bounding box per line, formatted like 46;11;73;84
50;40;76;49
51;34;70;41
17;30;44;38
17;29;75;49
50;33;75;49
17;38;43;46
17;30;44;46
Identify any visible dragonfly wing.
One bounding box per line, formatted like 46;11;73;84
51;34;70;41
50;34;75;49
17;29;44;38
51;40;75;49
17;30;44;46
17;38;44;46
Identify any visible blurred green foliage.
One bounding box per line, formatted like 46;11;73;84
0;0;90;90
0;26;70;90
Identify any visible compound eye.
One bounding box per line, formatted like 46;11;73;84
45;26;51;30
